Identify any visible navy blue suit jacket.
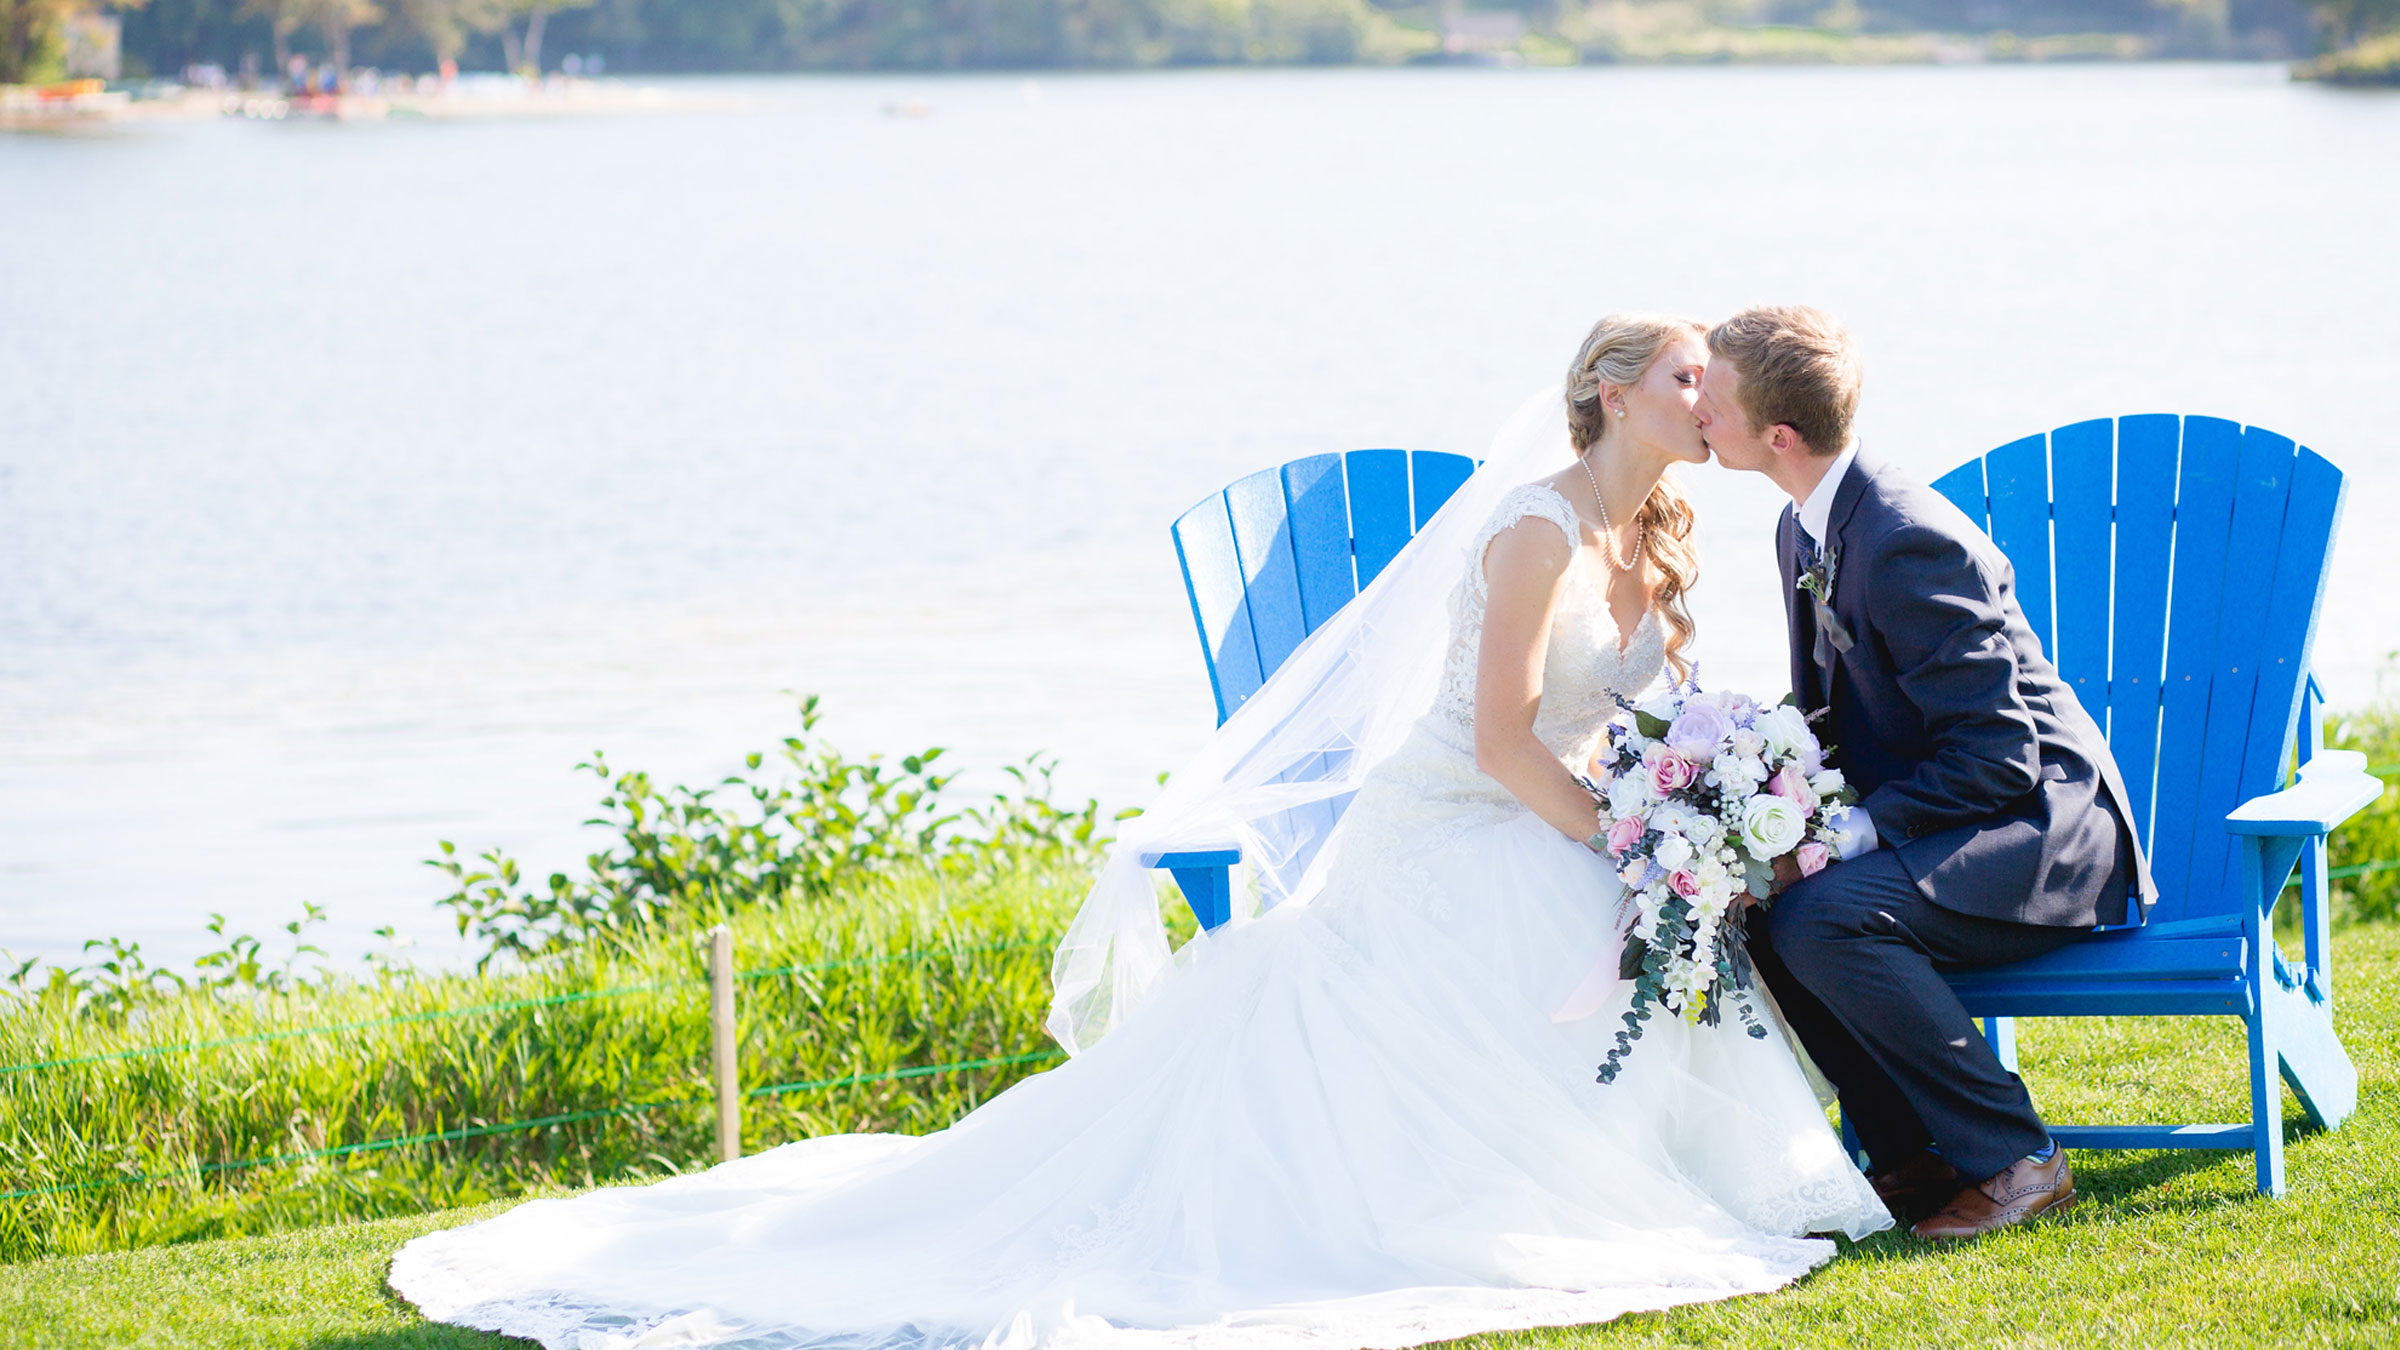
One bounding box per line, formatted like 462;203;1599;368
1779;452;2154;928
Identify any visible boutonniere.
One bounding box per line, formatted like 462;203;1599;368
1797;544;1855;658
1796;542;1840;605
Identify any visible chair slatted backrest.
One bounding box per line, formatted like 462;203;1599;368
1174;449;1480;724
1930;417;2347;922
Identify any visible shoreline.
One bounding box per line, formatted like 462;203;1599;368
0;76;698;130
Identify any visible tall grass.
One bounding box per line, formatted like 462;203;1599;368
0;868;1097;1263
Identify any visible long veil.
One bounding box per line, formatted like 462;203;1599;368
1047;386;1580;1054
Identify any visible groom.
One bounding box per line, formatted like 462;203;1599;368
1696;306;2153;1241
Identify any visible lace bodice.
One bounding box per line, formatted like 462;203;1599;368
1427;482;1667;768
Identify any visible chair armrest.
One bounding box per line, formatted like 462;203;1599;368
1138;848;1243;869
2225;751;2384;838
1139;848;1243;931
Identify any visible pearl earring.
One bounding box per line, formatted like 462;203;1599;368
1615;407;1627;419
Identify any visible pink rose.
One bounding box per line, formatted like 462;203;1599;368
1618;860;1650;889
1605;814;1646;857
1669;869;1702;898
1769;764;1814;809
1796;841;1831;878
1643;744;1699;795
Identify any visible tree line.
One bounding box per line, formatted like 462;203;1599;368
4;0;2392;86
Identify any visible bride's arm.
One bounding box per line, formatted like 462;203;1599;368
1473;519;1607;848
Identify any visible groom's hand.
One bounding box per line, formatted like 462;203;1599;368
1768;854;1804;898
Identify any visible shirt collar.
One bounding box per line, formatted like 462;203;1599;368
1795;441;1860;547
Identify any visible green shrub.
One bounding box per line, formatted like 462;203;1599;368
427;695;1115;969
2327;699;2400;924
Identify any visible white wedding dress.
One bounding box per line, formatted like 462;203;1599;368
391;482;1889;1350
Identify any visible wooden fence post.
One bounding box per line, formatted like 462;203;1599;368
709;924;740;1163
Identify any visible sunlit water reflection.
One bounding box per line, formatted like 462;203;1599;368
4;63;2396;969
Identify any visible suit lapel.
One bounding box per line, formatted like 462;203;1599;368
1802;453;1875;708
1824;449;1876;547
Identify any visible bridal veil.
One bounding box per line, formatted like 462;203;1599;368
1047;387;1581;1054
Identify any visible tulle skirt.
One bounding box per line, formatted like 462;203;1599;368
391;758;1888;1350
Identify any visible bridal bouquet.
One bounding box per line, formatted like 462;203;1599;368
1584;680;1858;1084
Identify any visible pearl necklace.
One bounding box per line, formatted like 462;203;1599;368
1576;452;1646;574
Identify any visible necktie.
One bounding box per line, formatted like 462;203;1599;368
1795;527;1847;673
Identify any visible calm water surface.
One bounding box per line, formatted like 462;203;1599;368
5;64;2397;968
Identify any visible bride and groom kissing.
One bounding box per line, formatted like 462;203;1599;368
390;306;2151;1350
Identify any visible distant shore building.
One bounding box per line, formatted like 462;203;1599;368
1440;10;1526;58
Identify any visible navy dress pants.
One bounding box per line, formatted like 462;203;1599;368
1746;849;2093;1183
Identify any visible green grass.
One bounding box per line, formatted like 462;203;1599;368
1;868;1095;1262
7;925;2397;1346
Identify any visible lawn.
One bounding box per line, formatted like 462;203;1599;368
6;926;2395;1347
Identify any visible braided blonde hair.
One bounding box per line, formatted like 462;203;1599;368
1564;313;1706;684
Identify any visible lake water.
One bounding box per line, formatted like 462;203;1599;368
4;63;2397;972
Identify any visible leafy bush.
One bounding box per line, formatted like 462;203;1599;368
2326;699;2400;924
429;695;1118;969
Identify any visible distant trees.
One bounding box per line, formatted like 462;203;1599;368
241;0;383;72
495;0;593;73
2314;0;2400;43
3;0;142;83
86;0;2345;81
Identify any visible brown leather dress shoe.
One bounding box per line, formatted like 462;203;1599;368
1912;1150;2078;1241
1870;1152;1963;1226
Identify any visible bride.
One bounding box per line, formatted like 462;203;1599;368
391;315;1889;1350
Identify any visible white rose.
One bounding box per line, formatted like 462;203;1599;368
1732;728;1766;758
1756;704;1815;762
1653;833;1694;870
1712;751;1767;792
1738;792;1808;858
1809;768;1847;799
1606;772;1653;817
1636;690;1681;723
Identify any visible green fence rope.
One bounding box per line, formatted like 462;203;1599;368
0;1048;1066;1202
0;939;1052;1078
744;1049;1063;1099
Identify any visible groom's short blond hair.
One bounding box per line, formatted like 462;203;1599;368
1707;307;1861;457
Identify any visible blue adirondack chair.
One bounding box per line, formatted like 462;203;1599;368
1156;417;2375;1196
1926;415;2374;1196
1144;448;1476;927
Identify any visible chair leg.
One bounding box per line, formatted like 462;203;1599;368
2268;975;2358;1131
2247;1000;2286;1197
1982;1015;2018;1073
2244;884;2288;1197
